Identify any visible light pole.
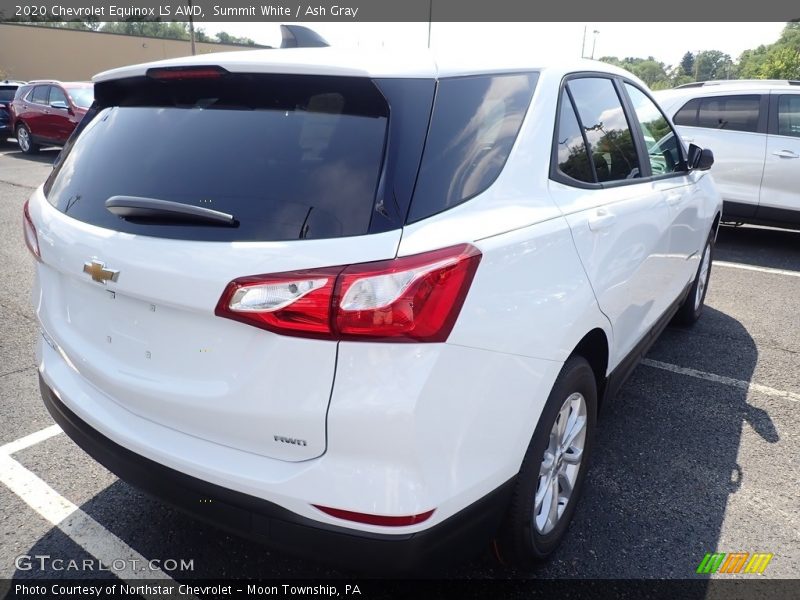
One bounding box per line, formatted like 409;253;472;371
581;25;587;58
188;0;196;56
590;29;599;60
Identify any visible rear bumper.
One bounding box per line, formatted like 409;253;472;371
40;375;515;571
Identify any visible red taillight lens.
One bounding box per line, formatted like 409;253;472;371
312;504;435;527
335;244;482;342
23;200;41;261
214;269;343;339
146;66;228;80
215;244;482;342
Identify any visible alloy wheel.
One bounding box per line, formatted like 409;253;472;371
534;392;587;535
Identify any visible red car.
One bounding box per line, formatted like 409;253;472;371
10;80;94;154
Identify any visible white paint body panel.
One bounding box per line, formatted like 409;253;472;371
32;57;722;537
674;126;766;206
31;188;400;462
761;91;800;213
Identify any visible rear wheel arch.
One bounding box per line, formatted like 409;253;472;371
571;328;609;405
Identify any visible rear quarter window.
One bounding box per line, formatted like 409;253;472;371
407;72;538;223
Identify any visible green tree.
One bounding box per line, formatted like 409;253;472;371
680;52;695;76
738;22;800;79
755;46;800;79
99;21;191;40
215;31;257;46
598;56;670;89
694;50;735;81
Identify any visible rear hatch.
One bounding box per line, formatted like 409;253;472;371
35;68;433;461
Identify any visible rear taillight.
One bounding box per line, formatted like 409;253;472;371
215;269;342;340
215;244;482;342
23;200;41;261
146;66;228;80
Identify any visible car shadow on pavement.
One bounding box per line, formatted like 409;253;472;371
513;305;777;579
11;308;776;582
714;225;800;272
0;148;60;165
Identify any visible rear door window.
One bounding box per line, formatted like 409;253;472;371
567;77;641;183
697;95;760;132
44;74;390;242
31;86;49;105
673;98;700;126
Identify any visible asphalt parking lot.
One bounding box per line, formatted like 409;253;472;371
0;138;798;584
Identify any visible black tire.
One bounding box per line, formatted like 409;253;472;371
495;355;597;567
673;232;714;326
15;123;39;155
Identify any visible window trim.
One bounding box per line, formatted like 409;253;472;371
767;91;800;139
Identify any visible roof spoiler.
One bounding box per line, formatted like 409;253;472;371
279;25;329;48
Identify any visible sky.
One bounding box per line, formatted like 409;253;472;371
198;22;787;68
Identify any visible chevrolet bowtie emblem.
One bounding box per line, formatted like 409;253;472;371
83;259;119;284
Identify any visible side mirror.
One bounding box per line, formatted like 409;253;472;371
687;143;714;171
50;100;69;111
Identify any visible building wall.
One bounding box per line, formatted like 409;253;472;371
0;23;264;81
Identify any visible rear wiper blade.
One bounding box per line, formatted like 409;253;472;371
105;196;238;227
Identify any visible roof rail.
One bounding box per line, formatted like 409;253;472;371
26;79;61;84
677;79;800;89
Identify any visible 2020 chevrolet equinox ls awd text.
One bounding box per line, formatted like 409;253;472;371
24;48;720;570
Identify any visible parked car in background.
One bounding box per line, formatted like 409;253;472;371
25;50;721;570
10;80;94;154
656;80;800;230
0;80;26;142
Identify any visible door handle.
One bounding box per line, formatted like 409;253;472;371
588;208;617;232
682;137;694;143
666;193;683;207
772;150;799;159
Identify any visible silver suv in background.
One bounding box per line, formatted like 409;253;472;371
656;80;800;230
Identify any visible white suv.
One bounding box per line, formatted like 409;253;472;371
656;80;800;230
24;49;721;570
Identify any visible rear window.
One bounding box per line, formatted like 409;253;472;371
0;86;17;102
407;72;538;223
44;73;389;242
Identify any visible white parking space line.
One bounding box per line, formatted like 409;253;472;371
642;358;800;403
714;260;800;278
0;424;62;455
0;430;191;596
